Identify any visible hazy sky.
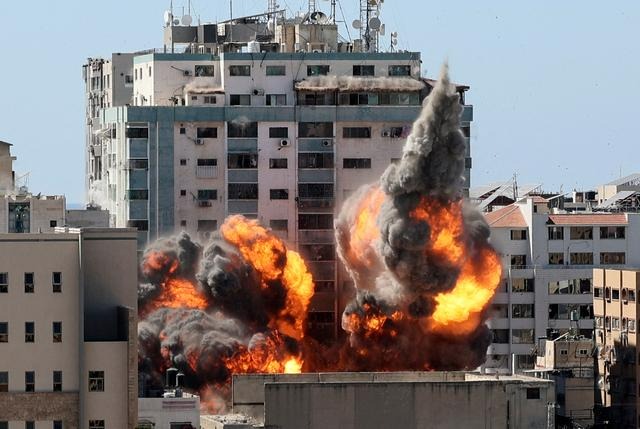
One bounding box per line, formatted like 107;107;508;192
0;1;638;203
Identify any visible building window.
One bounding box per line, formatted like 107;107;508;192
612;317;620;330
25;322;34;343
594;287;603;298
600;226;625;239
549;226;564;240
307;65;330;76
601;252;626;265
569;252;593;265
378;92;420;105
490;329;509;344
25;422;34;429
569;226;593;240
228;153;258;169
89;371;104;392
548;278;592;295
197;190;218;201
180;159;187;166
270;189;289;200
342;127;372;139
0;322;7;343
343;158;371;169
229;65;251;76
512;304;534;318
228;122;258;138
0;272;7;293
353;65;375;76
298;153;334;169
299;244;336;261
548;252;564;265
270;220;288;231
203;96;217;104
269;158;288;169
25;371;34;392
53;322;62;343
197;220;217;232
127;189;149;200
266;65;286;76
88;421;105;429
53;421;62;429
195;65;215;77
196;127;218;138
630;319;636;332
269;127;288;138
298;183;334;199
0;372;7;392
180;190;187;196
228;184;258;200
298;122;333;138
126;220;148;231
230;94;251;106
24;272;34;293
266;94;287;106
511;278;534;293
510;230;527;240
128;159;148;169
125;127;148;138
52;272;62;293
180;220;187;227
517;355;535;370
179;127;186;134
612;289;620;300
510;255;526;269
50;220;57;228
196;159;218;178
512;329;534;344
389;65;411;76
301;92;336;106
298;214;333;230
53;371;62;392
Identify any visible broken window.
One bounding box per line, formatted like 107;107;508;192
24;272;34;293
228;153;258;169
228;122;258;138
9;202;30;233
512;329;534;344
491;329;509;344
25;371;35;392
548;252;564;265
195;65;215;77
570;252;593;265
600;226;625;239
511;278;534;293
299;244;336;262
353;65;375;76
25;322;34;343
229;65;251;76
53;321;62;343
307;65;330;76
269;158;288;169
298;153;334;169
230;94;251;106
388;65;411;76
270;189;289;200
298;183;334;199
342;127;371;139
88;371;105;392
298;122;333;138
266;65;286;76
601;252;626;265
491;304;508;318
228;184;258;200
343;158;372;169
512;304;534;318
548;227;564;240
266;94;286;106
570;226;593;240
298;214;333;230
269;127;289;138
197;127;218;138
0;273;7;293
53;371;62;392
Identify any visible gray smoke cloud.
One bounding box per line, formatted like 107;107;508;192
295;75;425;92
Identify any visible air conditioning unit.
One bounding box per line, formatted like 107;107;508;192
195;139;204;145
183;70;191;76
279;139;290;147
381;129;391;137
252;89;265;96
322;139;333;147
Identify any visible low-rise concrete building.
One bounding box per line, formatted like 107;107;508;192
0;228;138;429
231;372;555;429
138;393;200;429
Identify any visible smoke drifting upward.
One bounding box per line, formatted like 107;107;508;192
138;64;502;409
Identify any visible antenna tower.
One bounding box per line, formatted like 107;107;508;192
359;0;383;52
268;0;278;15
308;0;317;14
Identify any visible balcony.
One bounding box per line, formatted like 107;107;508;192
196;165;218;179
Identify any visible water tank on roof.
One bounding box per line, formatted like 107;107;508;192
247;40;260;53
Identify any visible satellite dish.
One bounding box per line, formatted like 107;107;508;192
379;24;386;36
352;19;362;29
369;17;381;30
173;18;180;26
182;14;193;26
391;31;398;37
163;10;173;26
310;11;328;24
391;39;398;46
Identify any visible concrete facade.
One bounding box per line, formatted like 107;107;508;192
0;228;138;429
485;197;640;372
138;394;200;429
231;372;554;429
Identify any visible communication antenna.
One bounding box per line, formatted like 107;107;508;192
360;0;384;52
308;0;317;14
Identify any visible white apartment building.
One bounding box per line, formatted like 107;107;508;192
0;228;138;429
82;8;474;340
484;196;640;372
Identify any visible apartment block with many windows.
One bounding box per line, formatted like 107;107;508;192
0;228;138;429
484;196;640;372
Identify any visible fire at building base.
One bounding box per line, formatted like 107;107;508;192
137;65;502;411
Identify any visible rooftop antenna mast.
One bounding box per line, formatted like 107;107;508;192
359;0;383;52
308;0;317;14
268;0;278;15
331;0;336;23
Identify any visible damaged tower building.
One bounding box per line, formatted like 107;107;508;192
82;2;473;339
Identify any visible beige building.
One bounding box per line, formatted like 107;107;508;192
594;268;640;428
0;228;138;429
230;372;555;429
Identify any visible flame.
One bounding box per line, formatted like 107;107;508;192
284;357;303;374
223;334;302;374
411;198;465;265
429;248;502;335
221;215;314;340
149;278;209;313
348;187;386;268
143;250;179;277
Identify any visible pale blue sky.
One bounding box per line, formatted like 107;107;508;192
0;1;638;203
